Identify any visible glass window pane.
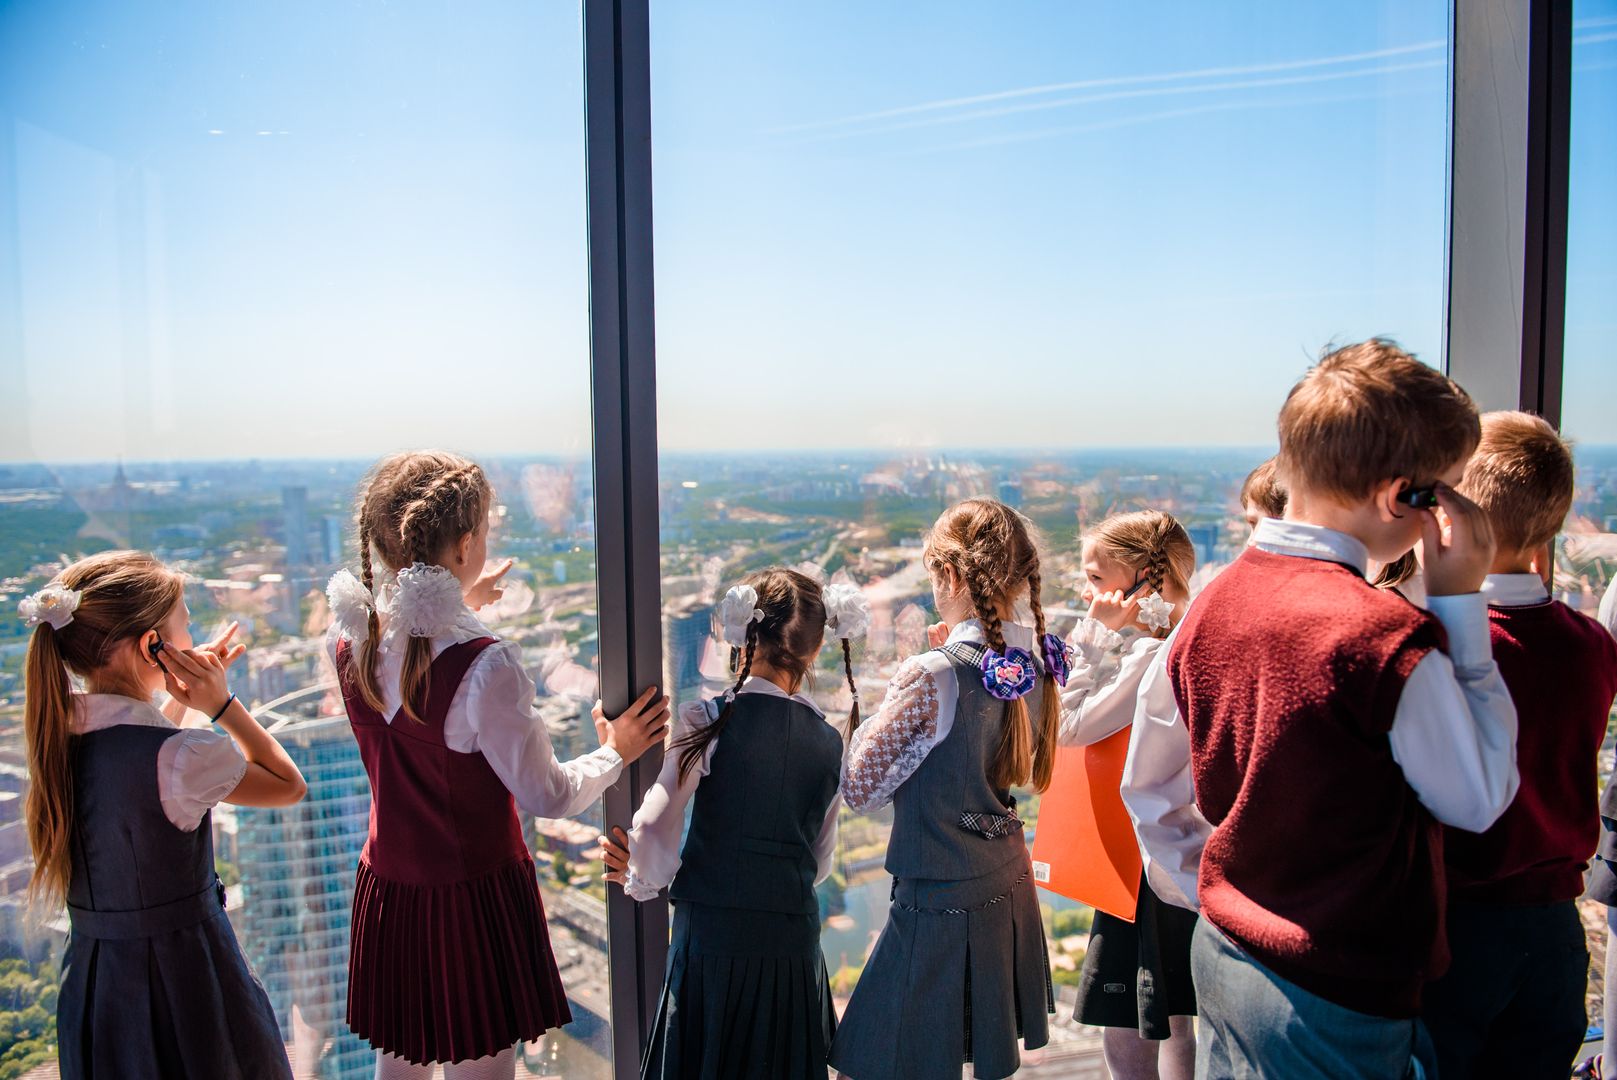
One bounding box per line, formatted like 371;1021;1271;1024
0;4;610;1077
652;2;1446;1070
1560;1;1617;621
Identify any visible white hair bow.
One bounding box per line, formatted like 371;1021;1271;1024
717;584;764;646
19;583;81;631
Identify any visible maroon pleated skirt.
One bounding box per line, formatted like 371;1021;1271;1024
346;854;572;1064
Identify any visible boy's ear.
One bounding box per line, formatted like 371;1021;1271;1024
1372;478;1407;523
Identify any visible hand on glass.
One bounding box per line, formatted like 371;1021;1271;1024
592;687;671;764
198;621;247;668
599;826;631;886
465;558;515;610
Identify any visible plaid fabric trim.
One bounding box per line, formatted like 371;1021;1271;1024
892;869;1031;916
958;810;1024;840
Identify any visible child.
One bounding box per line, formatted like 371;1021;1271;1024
829;498;1059;1080
326;450;670;1079
1239;457;1287;533
598;569;867;1079
1058;511;1197;1080
20;550;307;1079
1421;412;1617;1077
1122;341;1519;1078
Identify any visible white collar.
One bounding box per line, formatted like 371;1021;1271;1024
1481;573;1550;608
1252;518;1370;576
737;675;824;717
72;693;175;735
947;617;1036;648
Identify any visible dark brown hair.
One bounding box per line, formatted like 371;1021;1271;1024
353;450;491;723
1459;410;1575;553
923;498;1060;793
1240;457;1287;519
1277;340;1480;503
673;568;828;783
24;551;186;908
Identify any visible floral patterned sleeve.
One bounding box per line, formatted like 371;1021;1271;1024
841;653;956;812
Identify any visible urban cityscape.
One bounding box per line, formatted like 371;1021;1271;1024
0;446;1613;1078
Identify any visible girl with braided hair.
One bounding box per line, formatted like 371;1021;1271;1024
830;498;1060;1080
599;567;867;1079
325;450;670;1079
1058;509;1198;1080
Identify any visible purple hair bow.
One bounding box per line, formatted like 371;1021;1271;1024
1041;633;1072;685
980;647;1038;701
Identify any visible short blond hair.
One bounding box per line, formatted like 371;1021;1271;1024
1458;411;1574;552
1277;340;1480;502
1239;458;1287;519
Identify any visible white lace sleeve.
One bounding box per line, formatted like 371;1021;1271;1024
1058;623;1163;747
841;653;956;812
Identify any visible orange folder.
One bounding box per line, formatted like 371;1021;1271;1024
1030;727;1142;922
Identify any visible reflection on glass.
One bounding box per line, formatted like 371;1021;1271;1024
0;3;606;1076
1558;1;1617;622
653;1;1447;1070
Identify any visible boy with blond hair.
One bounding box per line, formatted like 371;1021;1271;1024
1121;340;1519;1078
1420;412;1617;1077
1238;456;1287;533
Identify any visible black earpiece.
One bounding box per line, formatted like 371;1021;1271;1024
148;633;170;674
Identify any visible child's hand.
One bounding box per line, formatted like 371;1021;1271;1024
592;687;671;764
1420;484;1496;597
1087;590;1141;632
198;621;247;669
157;644;234;718
926;622;951;649
465;558;515;610
598;826;631;886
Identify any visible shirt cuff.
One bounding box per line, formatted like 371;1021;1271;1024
1425;592;1491;673
623;869;661;903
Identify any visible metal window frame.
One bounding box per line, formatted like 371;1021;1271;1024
1446;0;1573;424
583;0;669;1076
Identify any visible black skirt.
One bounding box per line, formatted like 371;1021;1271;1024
642;901;834;1080
1073;877;1198;1039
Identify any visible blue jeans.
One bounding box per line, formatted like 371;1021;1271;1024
1191;919;1435;1080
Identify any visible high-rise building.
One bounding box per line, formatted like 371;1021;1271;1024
321;515;346;566
283;486;311;568
237;691;371;1080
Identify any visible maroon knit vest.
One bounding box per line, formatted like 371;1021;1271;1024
1443;600;1617;905
1168;547;1448;1018
336;638;529;886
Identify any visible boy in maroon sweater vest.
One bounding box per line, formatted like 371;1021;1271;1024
1124;341;1519;1079
1421;412;1617;1078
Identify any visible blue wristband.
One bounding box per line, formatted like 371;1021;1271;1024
210;693;237;723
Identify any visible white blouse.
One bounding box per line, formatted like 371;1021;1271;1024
73;694;247;833
1120;517;1519;910
1057;618;1162;747
621;678;843;902
842;618;1037;813
325;605;623;821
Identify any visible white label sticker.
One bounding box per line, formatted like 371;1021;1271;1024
1032;860;1050;883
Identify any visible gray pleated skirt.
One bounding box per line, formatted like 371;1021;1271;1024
828;855;1053;1080
641;901;834;1080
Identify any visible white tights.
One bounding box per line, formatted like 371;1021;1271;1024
374;1046;516;1080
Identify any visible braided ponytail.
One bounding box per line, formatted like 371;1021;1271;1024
964;559;1033;792
1025;568;1059;793
674;623;756;783
353;518;389;715
841;638;861;732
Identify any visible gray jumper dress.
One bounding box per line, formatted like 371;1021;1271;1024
58;724;289;1080
829;641;1054;1080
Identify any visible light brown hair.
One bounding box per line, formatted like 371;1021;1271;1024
1459;410;1574;553
352;451;491;723
673;568;830;783
1083;510;1197;640
24;551;186;909
1277;340;1480;503
1240;457;1287;519
923;498;1060;793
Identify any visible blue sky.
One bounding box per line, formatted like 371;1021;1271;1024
0;1;1611;461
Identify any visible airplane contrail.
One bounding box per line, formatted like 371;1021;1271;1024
781;58;1446;146
767;39;1446;135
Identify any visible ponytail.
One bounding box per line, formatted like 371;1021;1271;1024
674;625;756;783
1025;570;1059;793
398;636;435;724
23;626;75;910
969;571;1033;792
